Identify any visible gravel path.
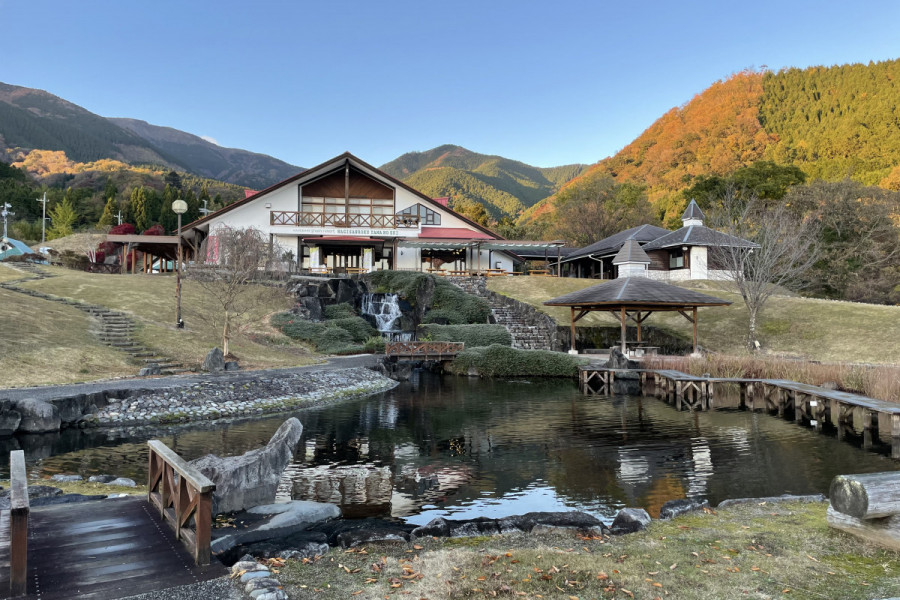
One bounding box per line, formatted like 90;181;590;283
118;577;242;600
0;354;380;403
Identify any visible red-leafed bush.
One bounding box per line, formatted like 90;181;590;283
109;223;136;235
142;224;165;236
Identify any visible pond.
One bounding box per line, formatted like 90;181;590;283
10;371;899;523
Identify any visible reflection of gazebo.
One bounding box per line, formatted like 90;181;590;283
543;277;731;354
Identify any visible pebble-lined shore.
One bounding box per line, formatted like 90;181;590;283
84;368;397;427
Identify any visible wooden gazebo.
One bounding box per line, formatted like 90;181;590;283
543;277;732;354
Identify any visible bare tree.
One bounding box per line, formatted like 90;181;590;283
709;188;820;352
186;227;277;356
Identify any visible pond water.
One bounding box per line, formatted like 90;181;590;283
10;372;899;523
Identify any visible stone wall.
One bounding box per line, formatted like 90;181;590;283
285;276;370;321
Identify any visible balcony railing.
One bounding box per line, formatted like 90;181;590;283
270;212;419;228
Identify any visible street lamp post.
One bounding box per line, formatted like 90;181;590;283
1;203;13;240
35;193;48;244
172;199;188;328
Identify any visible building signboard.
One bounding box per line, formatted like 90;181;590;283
279;226;419;238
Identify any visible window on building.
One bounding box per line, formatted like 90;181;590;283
397;203;441;226
669;248;685;269
302;196;394;215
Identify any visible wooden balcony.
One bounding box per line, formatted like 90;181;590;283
270;211;419;228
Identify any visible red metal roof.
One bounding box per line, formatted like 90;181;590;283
419;227;495;240
302;236;383;242
432;197;450;207
244;189;258;198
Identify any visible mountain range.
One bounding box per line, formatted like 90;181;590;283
0;82;300;190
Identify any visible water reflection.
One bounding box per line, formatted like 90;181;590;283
15;371;900;522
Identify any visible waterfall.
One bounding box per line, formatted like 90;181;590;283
361;293;411;340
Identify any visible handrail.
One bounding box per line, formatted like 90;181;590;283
270;211;420;229
147;440;216;565
385;341;464;358
9;450;28;597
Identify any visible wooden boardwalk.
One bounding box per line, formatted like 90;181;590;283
579;364;900;457
0;497;226;600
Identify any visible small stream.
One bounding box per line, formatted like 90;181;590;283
10;372;899;522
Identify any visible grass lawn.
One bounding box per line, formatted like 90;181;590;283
2;265;318;387
277;501;900;600
0;478;146;497
488;277;900;364
0;263;25;282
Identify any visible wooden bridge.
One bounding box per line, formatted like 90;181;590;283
385;341;464;360
579;365;900;457
0;443;224;599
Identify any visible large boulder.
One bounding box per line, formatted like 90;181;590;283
202;347;226;372
610;507;651;534
606;347;640;370
0;400;22;436
210;500;340;556
12;398;60;433
191;418;303;514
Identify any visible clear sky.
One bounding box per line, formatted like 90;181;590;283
2;0;899;169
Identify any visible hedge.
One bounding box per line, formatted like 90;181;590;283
271;312;376;355
419;324;512;347
446;344;587;378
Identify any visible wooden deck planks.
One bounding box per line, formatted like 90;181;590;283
0;497;225;600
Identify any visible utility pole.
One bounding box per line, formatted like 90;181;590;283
200;199;211;216
116;210;123;226
35;192;48;244
1;203;14;240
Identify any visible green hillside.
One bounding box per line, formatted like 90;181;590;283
380;144;586;219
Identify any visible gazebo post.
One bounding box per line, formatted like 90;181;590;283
636;312;642;342
570;307;576;352
692;307;698;355
620;307;627;354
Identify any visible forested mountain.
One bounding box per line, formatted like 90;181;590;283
521;59;900;229
380;145;586;219
0;82;300;189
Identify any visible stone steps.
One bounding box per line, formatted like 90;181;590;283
1;263;187;376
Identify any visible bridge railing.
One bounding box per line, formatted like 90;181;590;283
385;341;464;359
9;450;28;597
147;441;216;565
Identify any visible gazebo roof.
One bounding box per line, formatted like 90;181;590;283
543;277;731;308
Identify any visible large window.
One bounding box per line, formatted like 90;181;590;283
669;248;685;269
397;203;441;225
302;196;394;215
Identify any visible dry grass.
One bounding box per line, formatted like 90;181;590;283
278;501;900;600
646;354;900;404
0;478;146;496
487;277;900;364
2;266;318;387
32;232;106;254
0;263;26;282
0;287;135;387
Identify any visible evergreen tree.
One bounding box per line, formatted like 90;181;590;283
164;170;183;191
183;188;199;223
158;184;178;233
98;196;117;227
130;186;150;232
103;176;118;203
47;196;77;239
198;184;212;216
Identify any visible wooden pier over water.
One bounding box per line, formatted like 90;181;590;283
579;365;900;457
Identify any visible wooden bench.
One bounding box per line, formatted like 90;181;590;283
147;441;216;565
9;450;28;597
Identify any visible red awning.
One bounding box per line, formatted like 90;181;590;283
419;227;495;240
302;236;386;248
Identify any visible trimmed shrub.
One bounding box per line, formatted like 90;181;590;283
324;304;357;319
447;344;587;378
363;336;386;353
430;281;490;324
420;324;512;347
330;317;378;343
368;270;432;304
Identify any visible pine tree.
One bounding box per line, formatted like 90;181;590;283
98;196;117;227
158;184;178;233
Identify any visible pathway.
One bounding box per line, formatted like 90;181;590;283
0;497;226;600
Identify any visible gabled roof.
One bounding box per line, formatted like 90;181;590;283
641;225;757;251
562;224;671;262
682;198;705;221
543;277;731;308
182;151;504;240
612;239;651;264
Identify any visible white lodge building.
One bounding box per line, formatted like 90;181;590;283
182;153;543;274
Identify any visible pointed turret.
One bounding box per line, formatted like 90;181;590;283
681;199;705;226
612;239;651;278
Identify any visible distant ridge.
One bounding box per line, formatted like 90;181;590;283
0;81;301;189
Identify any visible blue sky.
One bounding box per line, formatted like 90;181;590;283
3;0;899;169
